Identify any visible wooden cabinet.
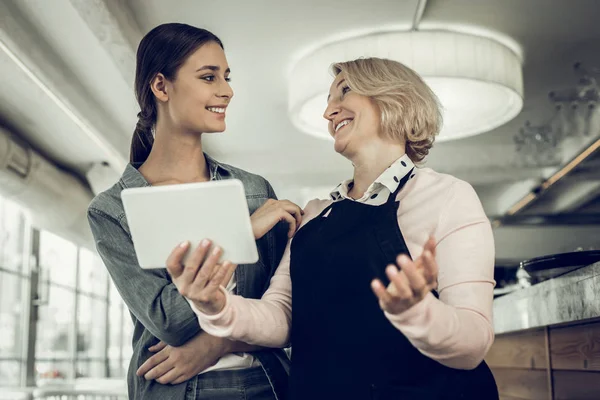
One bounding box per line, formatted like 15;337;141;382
486;319;600;399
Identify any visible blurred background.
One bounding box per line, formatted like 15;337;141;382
1;0;600;399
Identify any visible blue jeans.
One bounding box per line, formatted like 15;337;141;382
185;367;277;400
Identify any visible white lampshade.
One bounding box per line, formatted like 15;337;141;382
288;30;524;142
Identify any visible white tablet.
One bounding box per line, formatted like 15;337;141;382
121;179;259;269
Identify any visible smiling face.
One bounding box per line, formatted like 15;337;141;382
323;72;383;157
157;41;234;134
321;58;443;164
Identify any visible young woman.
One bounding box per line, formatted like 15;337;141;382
87;23;301;400
168;58;499;399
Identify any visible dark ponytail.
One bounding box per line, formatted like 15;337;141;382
130;112;155;164
130;23;224;164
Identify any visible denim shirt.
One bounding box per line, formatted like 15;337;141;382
87;154;290;400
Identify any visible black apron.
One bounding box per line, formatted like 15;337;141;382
289;171;498;400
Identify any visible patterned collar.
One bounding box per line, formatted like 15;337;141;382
329;154;416;206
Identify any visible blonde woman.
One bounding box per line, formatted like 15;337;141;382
165;58;498;399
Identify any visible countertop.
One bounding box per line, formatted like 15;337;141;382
493;261;600;334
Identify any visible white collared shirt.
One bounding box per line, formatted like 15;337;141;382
329;154;416;205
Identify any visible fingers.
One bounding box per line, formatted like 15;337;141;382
373;243;438;314
279;211;298;238
421;250;438;285
386;264;413;298
156;368;181;385
371;279;392;304
272;202;301;237
372;264;415;313
166;241;190;278
170;374;189;385
144;361;174;381
189;246;221;291
424;235;437;257
201;260;233;295
192;244;221;288
396;255;427;295
136;347;171;378
413;236;437;271
251;199;304;239
148;341;167;353
279;200;304;227
179;239;211;285
218;261;237;287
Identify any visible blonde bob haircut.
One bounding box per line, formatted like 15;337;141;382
332;57;442;163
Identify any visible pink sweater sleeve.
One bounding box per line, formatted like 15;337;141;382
189;200;328;347
385;180;496;370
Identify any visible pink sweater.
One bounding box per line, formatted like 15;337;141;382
191;168;496;370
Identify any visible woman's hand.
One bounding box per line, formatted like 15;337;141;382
251;199;303;239
166;240;236;315
136;333;229;385
371;236;438;315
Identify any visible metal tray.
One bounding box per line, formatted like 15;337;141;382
520;250;600;280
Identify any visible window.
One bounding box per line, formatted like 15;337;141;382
35;231;111;381
78;248;107;297
76;294;107;378
107;279;130;378
76;248;109;378
0;274;26;358
39;231;77;288
35;285;75;379
0;193;132;385
0;197;28;386
0;360;21;385
0;197;27;273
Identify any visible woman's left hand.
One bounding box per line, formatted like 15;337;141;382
371;236;438;315
136;332;227;385
166;240;237;315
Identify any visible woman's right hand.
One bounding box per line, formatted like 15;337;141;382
251;199;304;239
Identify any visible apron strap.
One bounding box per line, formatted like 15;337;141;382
375;167;415;268
385;167;414;206
381;167;439;298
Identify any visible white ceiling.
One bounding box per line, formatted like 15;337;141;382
1;0;600;214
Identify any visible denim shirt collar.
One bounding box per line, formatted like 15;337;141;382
119;153;232;189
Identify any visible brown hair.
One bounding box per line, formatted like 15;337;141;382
130;23;224;164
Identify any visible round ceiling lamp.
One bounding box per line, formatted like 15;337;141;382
288;30;524;142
